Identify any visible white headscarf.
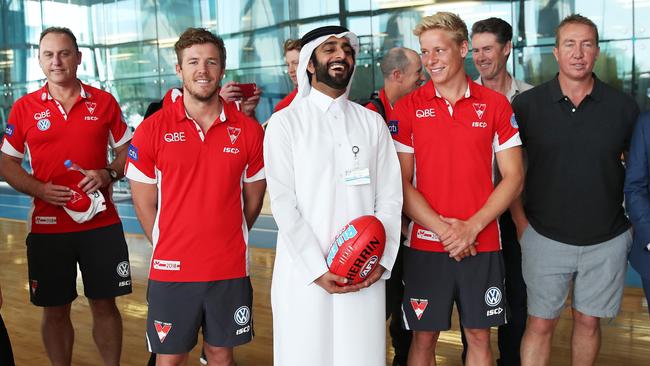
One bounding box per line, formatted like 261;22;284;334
290;29;360;107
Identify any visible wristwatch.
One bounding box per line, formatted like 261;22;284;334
104;167;118;182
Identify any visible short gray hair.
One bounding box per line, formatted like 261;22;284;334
380;48;413;78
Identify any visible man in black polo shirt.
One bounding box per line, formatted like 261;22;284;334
512;14;638;366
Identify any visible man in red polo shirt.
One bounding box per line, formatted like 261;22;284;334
0;27;132;366
272;38;301;113
392;12;523;366
126;27;265;365
366;47;425;123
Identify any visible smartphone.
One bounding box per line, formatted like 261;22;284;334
239;83;257;99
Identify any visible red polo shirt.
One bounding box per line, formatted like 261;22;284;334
364;89;399;135
273;88;297;113
125;98;265;282
1;82;130;233
392;78;521;252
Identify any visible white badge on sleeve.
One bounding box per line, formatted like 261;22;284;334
345;145;371;186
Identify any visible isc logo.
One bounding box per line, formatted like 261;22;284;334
415;109;435;118
164;132;186;142
223;147;240;154
472;121;487;128
486;307;503;317
236;325;250;335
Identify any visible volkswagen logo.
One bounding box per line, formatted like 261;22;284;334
234;306;250;326
116;261;130;278
37;119;51;131
484;287;502;307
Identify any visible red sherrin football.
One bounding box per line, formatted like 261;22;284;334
326;215;386;286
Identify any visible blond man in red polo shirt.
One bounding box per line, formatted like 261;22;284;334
392;12;523;365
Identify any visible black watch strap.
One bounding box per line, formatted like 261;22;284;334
104;167;118;181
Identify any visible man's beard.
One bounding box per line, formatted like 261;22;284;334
184;81;219;102
313;58;353;90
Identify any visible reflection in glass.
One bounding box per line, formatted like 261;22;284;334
0;0;649;135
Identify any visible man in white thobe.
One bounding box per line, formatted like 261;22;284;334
264;25;403;365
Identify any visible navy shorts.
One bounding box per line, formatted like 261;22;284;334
402;247;507;331
26;223;132;306
146;277;253;354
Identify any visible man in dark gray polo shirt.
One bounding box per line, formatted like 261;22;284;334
512;14;638;366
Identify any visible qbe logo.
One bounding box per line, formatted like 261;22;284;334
234;306;250;326
33;109;51;120
415;108;435;118
164;132;186;142
484;287;502;306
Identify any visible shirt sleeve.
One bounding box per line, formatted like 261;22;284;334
365;101;378;113
493;96;522;152
124;120;157;184
391;97;414;153
244;121;265;183
373;115;404;279
264;115;329;285
107;96;133;148
1;102;26;159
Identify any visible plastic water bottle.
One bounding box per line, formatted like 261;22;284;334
64;159;88;175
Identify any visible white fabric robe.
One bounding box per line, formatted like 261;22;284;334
264;87;403;366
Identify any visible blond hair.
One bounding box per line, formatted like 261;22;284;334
413;12;468;44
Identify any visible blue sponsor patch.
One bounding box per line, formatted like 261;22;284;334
128;144;138;161
4;124;14;136
510;113;519;128
387;120;398;134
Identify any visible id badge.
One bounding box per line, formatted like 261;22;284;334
344;167;371;186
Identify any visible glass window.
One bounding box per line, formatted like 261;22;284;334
634;39;650;110
223;26;288;70
107;76;161;129
296;0;338;19
91;0;159;45
103;43;160;80
514;0;633;47
217;0;289;34
156;0;202;41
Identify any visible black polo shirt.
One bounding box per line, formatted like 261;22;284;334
512;74;638;245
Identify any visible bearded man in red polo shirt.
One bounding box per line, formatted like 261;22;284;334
126;27;265;366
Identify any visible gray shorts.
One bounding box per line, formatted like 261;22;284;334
146;277;253;354
520;225;631;319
